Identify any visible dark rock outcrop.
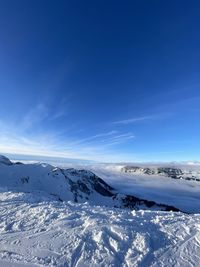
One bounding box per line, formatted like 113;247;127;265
59;168;180;212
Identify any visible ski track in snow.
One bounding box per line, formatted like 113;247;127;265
0;190;200;267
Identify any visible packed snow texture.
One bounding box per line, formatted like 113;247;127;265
1;156;200;266
0;189;200;267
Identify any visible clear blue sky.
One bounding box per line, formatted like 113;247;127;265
0;0;200;162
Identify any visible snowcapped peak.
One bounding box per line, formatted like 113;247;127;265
0;155;13;165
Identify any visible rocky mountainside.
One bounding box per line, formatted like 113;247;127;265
0;155;179;212
122;165;200;181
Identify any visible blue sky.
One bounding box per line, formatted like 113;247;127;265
0;0;200;162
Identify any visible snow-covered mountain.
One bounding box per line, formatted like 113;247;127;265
1;155;200;266
0;155;178;212
121;165;200;181
0;155;13;165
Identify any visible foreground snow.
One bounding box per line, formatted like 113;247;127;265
0;189;200;267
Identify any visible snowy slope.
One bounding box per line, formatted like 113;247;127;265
0;155;200;266
0;189;200;267
0;156;179;212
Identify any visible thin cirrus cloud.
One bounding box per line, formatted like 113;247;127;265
66;130;119;146
20;103;49;131
112;112;173;125
0;131;135;162
113;96;200;126
21;100;69;131
53;131;135;151
20;95;72;132
113;95;200;126
113;115;157;125
0;100;136;162
0;115;135;162
101;133;135;145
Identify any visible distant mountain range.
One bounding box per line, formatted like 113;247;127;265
121;165;200;181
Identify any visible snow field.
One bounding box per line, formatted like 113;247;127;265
0;189;200;267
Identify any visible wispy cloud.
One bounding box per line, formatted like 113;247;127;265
20;103;49;130
113;112;173;125
0;95;138;162
49;97;69;121
113;115;156;124
17;98;70;133
101;133;135;145
68;130;118;146
0;117;135;162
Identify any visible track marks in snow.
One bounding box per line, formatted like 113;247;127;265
1;190;200;266
71;239;85;267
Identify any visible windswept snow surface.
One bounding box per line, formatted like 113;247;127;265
0;189;200;267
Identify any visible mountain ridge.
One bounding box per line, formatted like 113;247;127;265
122;165;200;181
0;155;179;212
